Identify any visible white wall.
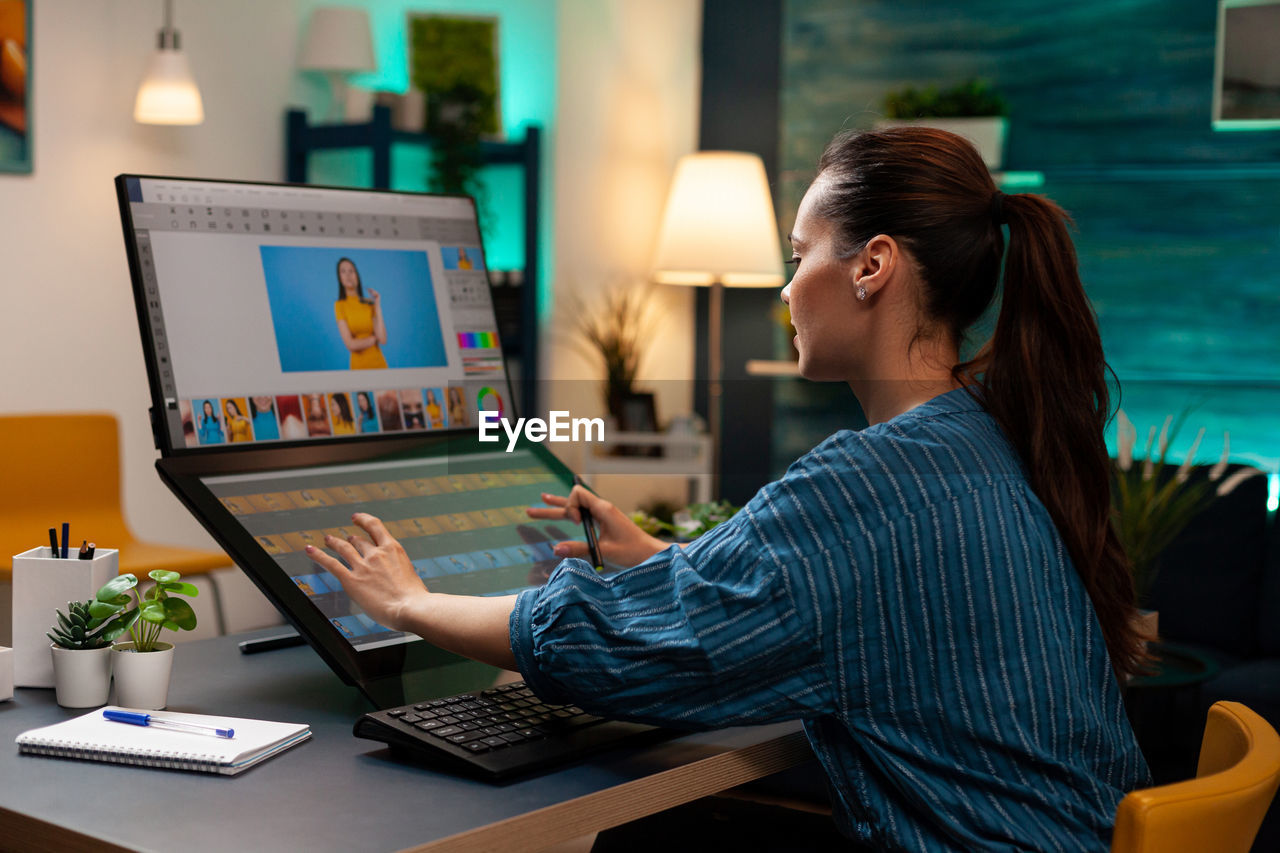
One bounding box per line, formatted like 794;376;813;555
549;0;700;511
1;0;299;551
0;0;702;555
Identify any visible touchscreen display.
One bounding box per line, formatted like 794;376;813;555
200;449;574;651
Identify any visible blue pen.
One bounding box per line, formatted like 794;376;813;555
60;522;69;559
103;709;235;739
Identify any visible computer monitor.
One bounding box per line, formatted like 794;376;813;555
117;175;510;454
116;176;572;707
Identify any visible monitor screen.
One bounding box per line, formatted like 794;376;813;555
117;176;511;453
198;447;575;653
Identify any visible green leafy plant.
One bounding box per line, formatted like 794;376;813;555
409;16;500;211
46;599;129;650
90;570;199;653
568;283;656;420
883;78;1008;119
1112;410;1261;603
631;500;741;540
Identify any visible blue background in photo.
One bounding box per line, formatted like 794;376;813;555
440;246;486;271
260;246;448;372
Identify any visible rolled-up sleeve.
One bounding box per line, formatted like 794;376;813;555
508;520;832;729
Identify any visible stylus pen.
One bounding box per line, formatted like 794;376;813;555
572;475;603;570
61;522;70;559
103;710;235;739
48;527;59;558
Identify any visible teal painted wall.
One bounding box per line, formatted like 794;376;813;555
297;1;556;295
779;0;1280;493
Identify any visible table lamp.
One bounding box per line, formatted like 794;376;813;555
651;151;784;498
133;0;203;125
298;7;376;122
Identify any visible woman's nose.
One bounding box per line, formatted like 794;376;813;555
780;284;791;305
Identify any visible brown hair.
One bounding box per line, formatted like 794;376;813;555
815;127;1143;678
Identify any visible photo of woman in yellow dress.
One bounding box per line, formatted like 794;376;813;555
328;392;357;435
333;257;387;369
224;398;253;442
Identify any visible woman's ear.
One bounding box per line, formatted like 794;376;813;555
850;234;900;297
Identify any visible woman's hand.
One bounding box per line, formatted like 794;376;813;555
527;486;668;569
304;512;427;632
369;288;381;307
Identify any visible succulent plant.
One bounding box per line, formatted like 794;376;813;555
46;599;124;650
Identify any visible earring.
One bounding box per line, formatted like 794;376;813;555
856;285;867;302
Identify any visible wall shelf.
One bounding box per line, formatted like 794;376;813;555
284;105;542;417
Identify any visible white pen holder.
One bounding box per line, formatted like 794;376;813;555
0;646;12;701
11;547;119;688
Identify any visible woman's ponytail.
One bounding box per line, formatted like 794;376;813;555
973;194;1144;677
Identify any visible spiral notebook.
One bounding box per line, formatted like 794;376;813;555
15;707;311;776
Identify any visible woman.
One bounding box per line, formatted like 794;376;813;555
333;257;388;370
306;128;1148;851
329;393;356;435
304;393;331;437
356;391;379;433
424;389;444;428
446;386;469;427
224;399;253;442
197;400;224;445
250;395;280;441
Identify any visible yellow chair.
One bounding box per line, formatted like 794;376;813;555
0;413;230;583
1112;701;1280;853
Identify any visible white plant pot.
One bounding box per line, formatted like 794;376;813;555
874;116;1008;171
110;642;174;710
51;645;113;708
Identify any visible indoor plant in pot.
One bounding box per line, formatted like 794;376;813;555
46;599;128;708
877;78;1009;170
1111;410;1263;640
91;570;199;710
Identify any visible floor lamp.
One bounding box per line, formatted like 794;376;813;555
651;152;784;499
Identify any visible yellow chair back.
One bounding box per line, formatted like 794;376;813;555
1112;701;1280;853
0;413;227;581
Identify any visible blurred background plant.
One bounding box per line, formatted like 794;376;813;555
632;499;740;540
568;283;656;423
882;78;1008;118
1112;409;1262;604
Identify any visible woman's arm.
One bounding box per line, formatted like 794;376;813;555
369;289;387;346
335;319;381;353
305;513;517;669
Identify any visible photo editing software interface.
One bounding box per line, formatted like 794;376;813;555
201;449;573;651
121;177;511;451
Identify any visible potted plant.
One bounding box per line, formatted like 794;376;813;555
90;570;199;710
46;599;128;708
877;78;1010;170
569;283;656;427
1112;410;1263;638
632;500;741;542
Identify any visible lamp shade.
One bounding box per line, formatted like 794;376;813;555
299;7;376;72
651;152;784;288
134;49;204;125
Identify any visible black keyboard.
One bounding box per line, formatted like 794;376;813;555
353;681;667;780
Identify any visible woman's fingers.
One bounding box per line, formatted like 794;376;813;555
353;512;394;547
347;535;376;558
552;540;589;559
305;544;350;580
325;534;361;565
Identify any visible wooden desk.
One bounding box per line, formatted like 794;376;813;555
0;631;813;852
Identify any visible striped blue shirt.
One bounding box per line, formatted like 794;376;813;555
510;388;1149;851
